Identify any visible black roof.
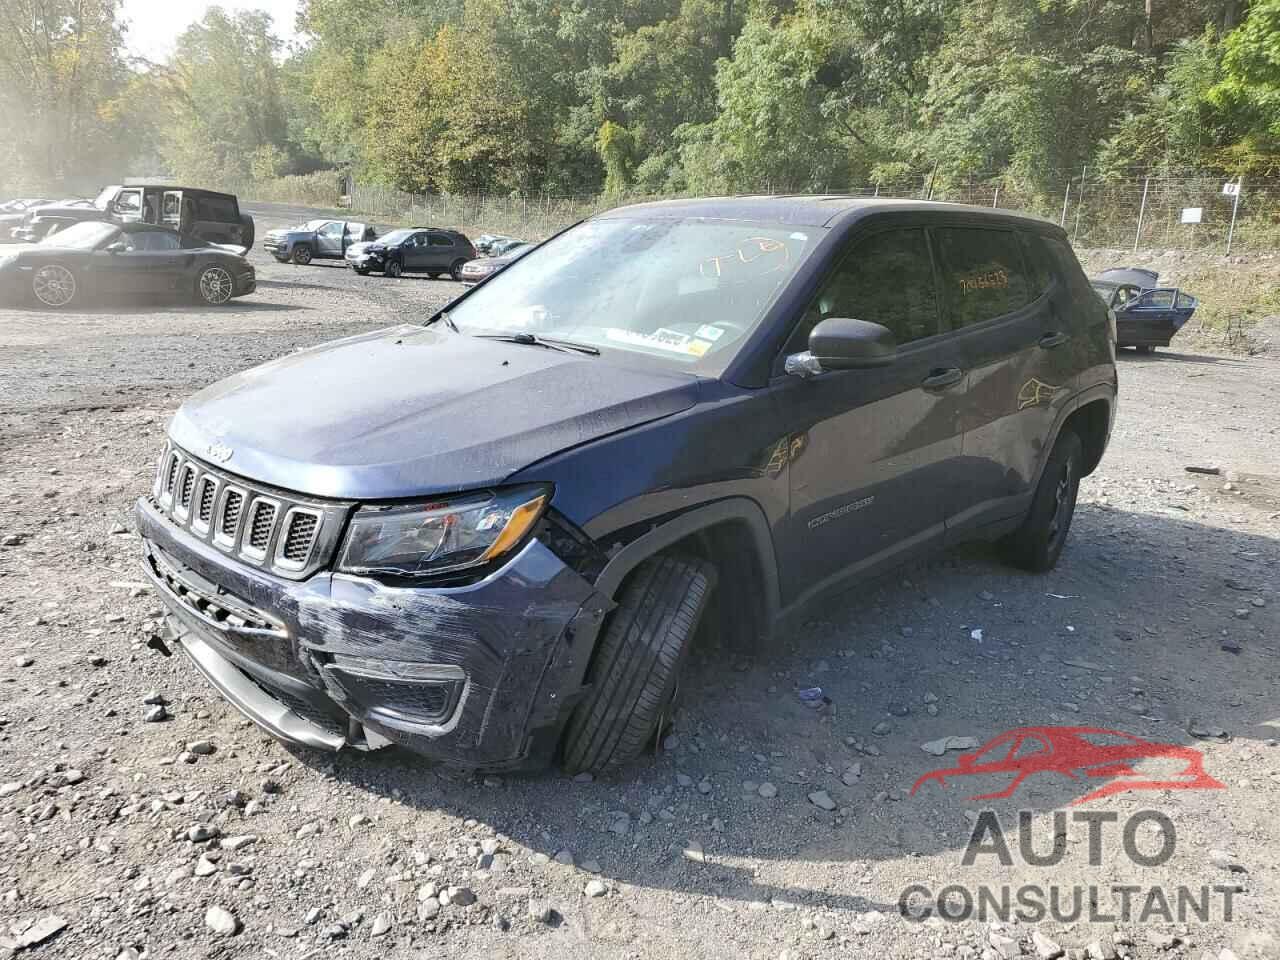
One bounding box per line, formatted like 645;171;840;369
117;184;237;199
600;195;1059;231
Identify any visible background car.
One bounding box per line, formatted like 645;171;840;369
12;185;253;248
1091;267;1197;352
0;220;256;309
263;219;375;265
346;227;475;279
488;237;529;256
458;243;534;286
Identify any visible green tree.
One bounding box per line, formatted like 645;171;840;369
1209;0;1280;172
162;9;290;184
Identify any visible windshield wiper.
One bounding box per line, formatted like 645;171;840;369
475;332;600;356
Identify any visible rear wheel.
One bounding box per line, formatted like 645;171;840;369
32;263;77;308
450;259;467;281
291;244;313;266
385;259;402;278
196;265;235;305
1001;429;1082;572
561;555;715;775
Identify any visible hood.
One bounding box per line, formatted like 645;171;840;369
265;227;303;239
345;241;374;256
168;325;701;500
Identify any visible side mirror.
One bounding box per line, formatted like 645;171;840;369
809;317;897;370
104;241;128;255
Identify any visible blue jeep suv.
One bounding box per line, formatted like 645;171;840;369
137;197;1117;774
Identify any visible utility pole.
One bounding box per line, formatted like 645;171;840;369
1072;165;1087;243
1225;176;1244;255
1133;177;1150;253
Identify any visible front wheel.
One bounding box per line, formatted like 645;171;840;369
32;263;77;308
450;259;467;281
561;555;716;775
291;244;313;266
196;265;235;305
384;260;402;278
1001;429;1082;572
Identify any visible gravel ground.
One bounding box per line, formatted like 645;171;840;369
1;208;1278;960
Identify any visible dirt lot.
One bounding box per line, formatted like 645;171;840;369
1;206;1279;960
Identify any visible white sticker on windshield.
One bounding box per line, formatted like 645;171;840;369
695;324;725;342
606;327;706;356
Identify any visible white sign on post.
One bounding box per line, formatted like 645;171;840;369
1222;182;1240;197
1180;207;1203;224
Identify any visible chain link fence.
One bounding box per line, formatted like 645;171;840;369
347;175;1279;253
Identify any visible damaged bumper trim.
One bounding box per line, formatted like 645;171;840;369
177;629;348;752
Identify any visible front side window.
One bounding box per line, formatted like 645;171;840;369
318;221;344;240
447;217;819;373
792;228;941;351
934;227;1030;328
42;221;120;248
1136;290;1175;308
114;189;142;214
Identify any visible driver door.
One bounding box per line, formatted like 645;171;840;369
773;226;968;602
315;221;344;258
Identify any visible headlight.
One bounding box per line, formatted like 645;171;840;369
0;254;18;270
337;485;550;578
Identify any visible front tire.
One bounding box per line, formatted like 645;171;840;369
1001;429;1082;572
196;265;235;305
385;259;403;278
32;263;77;308
291;244;313;266
561;555;715;775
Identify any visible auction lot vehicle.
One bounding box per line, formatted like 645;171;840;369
1090;267;1197;351
344;227;475;279
459;242;534;286
138;197;1116;774
263;219;375;265
12;184;254;248
1;221;256;309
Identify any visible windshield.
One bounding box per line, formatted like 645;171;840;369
377;229;415;245
447;217;819;372
297;219;329;231
41;221;120;248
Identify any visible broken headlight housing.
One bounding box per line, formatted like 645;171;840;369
337;485;550;579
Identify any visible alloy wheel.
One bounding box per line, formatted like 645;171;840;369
199;266;234;305
1047;455;1075;548
32;264;76;308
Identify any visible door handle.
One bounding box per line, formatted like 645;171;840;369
1038;331;1070;349
921;367;963;390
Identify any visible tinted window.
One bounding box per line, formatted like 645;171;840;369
794;228;940;349
131;230;180;251
1018;233;1055;298
197;195;238;222
428;233;453;247
1136;290;1175;308
934;227;1029;328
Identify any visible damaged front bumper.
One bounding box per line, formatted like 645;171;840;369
136;496;608;769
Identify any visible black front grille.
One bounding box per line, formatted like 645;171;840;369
149;444;352;580
221;490;244;537
248;502;276;551
197;478;217;525
282;513;318;562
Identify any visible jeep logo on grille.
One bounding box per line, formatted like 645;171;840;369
206;440;234;463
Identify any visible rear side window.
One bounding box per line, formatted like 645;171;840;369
934;227;1029;328
197;195;238;222
794;228;941;349
1018;233;1056;298
428;233;454;247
